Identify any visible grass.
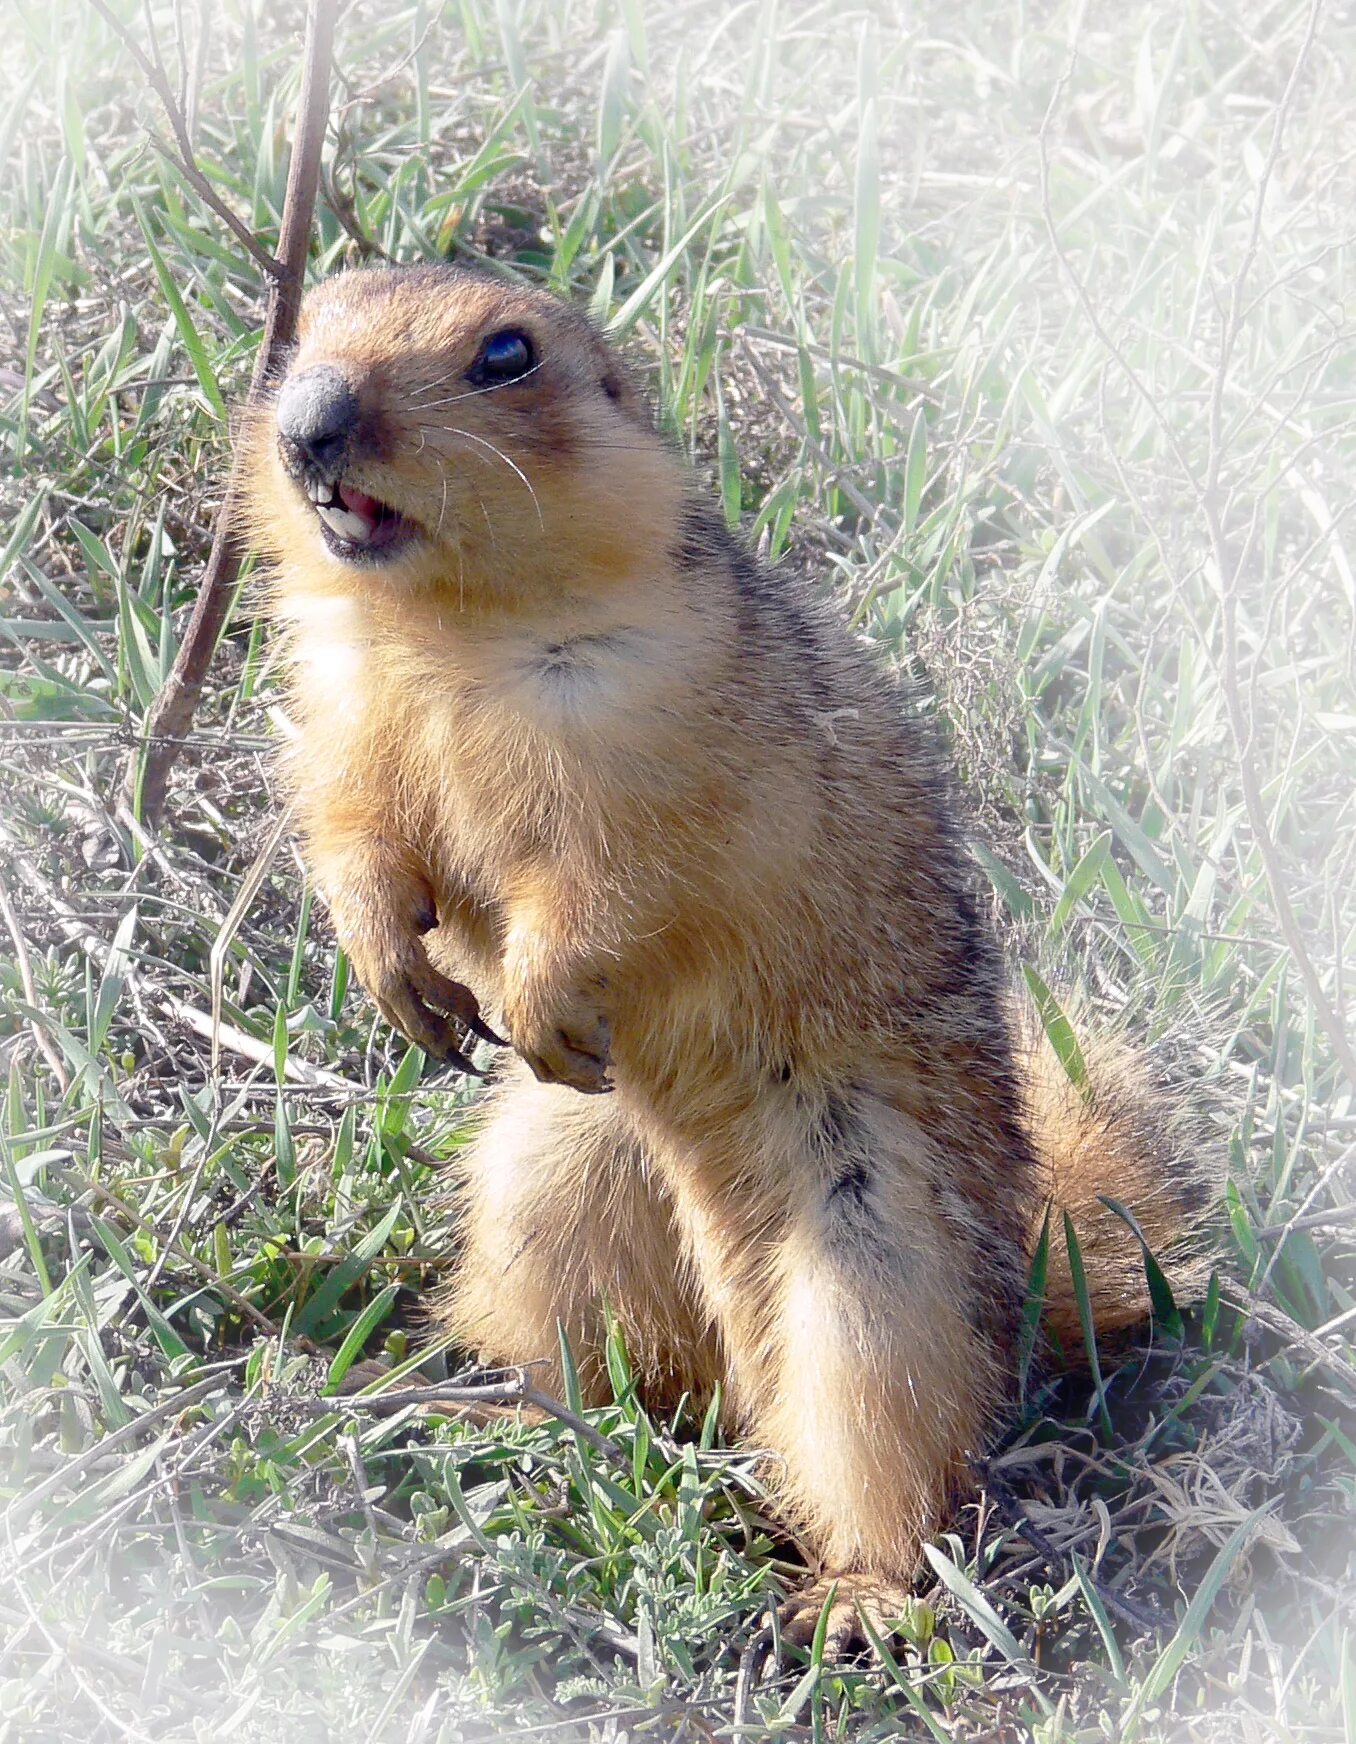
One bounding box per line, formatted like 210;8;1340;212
1;0;1353;1737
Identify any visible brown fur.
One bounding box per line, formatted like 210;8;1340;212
241;263;1217;1632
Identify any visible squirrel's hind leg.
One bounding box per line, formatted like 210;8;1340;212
439;1059;717;1411
677;1082;1014;1629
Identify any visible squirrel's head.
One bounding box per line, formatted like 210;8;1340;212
243;264;682;605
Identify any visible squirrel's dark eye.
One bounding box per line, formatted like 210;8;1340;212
467;329;536;386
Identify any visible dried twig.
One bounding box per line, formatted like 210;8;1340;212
87;0;281;282
320;151;396;263
981;1469;1169;1632
1223;1284;1356;1398
118;0;339;828
323;1368;630;1467
1257;1201;1356;1241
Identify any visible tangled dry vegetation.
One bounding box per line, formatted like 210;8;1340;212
1;1;1352;1739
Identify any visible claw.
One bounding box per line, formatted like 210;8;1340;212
439;1044;486;1077
467;1012;507;1048
418;965;506;1048
378;953;510;1075
417;1009;490;1078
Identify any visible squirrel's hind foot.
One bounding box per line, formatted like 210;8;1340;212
776;1571;917;1660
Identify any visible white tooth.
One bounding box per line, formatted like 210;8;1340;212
316;503;372;545
306;477;323;503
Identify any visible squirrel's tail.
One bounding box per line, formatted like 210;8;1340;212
1011;1000;1219;1350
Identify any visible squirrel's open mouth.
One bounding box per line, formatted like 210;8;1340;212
304;475;418;564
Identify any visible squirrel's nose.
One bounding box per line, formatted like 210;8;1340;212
276;366;359;473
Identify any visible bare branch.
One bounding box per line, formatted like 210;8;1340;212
88;0;282;282
311;1367;631;1467
128;0;339;827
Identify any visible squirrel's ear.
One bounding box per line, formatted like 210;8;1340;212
595;351;649;423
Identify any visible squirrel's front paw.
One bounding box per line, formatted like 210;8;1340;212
357;936;503;1074
506;983;613;1094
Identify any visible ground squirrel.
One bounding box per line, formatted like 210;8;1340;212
242;263;1214;1648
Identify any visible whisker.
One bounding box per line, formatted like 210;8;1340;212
402;371;474;399
396;361;546;411
439;426;546;535
477;494;498;556
409;425;667;459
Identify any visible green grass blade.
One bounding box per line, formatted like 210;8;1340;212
1099;1194;1186;1341
1017;1201;1052;1406
132;199;227;421
1063;1212;1114;1439
324;1282;401;1393
293;1202;402;1339
1122;1512;1266;1738
1022;965;1090;1092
